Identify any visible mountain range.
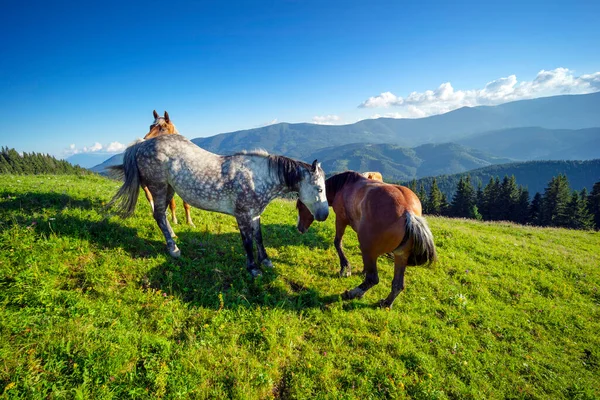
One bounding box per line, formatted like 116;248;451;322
83;91;600;181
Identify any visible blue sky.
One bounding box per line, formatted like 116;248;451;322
1;0;599;158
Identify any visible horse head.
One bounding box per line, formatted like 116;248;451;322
363;171;383;182
296;160;329;225
144;110;180;139
296;198;315;233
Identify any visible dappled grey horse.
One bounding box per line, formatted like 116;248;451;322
108;134;329;277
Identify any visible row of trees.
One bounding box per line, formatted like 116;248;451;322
408;174;600;230
0;147;89;175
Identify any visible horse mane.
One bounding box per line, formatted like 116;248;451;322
326;171;366;198
267;155;312;189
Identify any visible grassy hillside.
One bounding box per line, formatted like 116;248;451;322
1;175;599;399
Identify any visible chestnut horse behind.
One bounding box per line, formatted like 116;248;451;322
143;110;194;226
362;171;383;181
297;171;436;308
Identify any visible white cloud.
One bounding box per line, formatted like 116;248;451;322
360;68;600;119
106;141;126;152
83;142;103;152
312;114;342;125
63;141;126;157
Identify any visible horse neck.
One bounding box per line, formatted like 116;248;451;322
325;172;364;205
247;156;296;203
324;177;338;206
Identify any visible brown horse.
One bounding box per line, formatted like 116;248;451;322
362;171;383;182
143;110;194;226
296;171;436;308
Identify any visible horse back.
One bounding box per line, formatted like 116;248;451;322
336;180;412;227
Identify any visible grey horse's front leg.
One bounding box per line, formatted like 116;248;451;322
251;216;273;269
236;216;262;277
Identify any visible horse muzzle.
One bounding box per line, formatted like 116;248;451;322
314;208;329;222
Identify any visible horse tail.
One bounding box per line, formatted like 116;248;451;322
394;211;437;266
105;141;143;218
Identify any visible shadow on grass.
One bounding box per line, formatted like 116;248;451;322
1;191;362;311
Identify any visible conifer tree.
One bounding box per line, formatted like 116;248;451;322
515;187;530;224
482;177;501;220
588;182;600;230
408;179;417;193
567;188;594;230
499;175;519;221
450;175;476;218
529;192;543;225
417;184;428;213
428;178;444;215
541;174;571;227
440;192;450;216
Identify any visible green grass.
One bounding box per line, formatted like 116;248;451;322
1;174;599;399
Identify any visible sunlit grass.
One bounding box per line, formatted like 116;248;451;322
1;174;599;399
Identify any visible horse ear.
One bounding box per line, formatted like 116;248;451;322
164;111;170;123
311;159;318;171
153;110;159;119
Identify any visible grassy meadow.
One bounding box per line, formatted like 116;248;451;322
1;174;599;399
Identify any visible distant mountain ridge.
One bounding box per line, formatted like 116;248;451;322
311;142;513;181
192;92;600;158
456;127;600;161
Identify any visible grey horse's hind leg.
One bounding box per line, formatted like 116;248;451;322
251;216;273;269
165;185;177;238
236;215;262;277
149;184;180;258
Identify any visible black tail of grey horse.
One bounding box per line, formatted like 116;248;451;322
107;139;143;218
107;134;329;277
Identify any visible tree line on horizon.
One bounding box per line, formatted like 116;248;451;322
408;174;600;231
0;147;90;175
